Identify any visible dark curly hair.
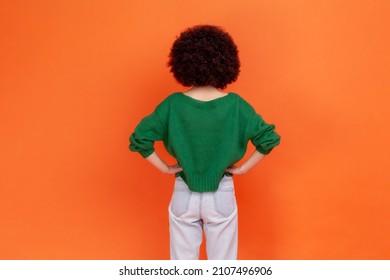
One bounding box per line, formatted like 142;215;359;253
168;25;240;89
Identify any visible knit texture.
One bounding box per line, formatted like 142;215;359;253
129;92;281;192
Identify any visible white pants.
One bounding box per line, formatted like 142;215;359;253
169;175;238;260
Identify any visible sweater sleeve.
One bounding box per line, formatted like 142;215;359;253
246;113;281;155
129;106;166;158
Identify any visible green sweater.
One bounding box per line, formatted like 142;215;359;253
129;92;280;192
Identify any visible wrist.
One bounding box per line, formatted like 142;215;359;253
160;163;169;174
239;165;248;174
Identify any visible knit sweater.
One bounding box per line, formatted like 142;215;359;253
129;92;281;192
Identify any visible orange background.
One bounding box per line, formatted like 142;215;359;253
1;0;389;259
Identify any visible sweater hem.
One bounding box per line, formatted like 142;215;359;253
178;172;227;192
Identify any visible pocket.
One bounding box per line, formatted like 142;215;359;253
213;176;236;217
169;177;192;217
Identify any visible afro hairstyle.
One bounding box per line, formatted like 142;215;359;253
168;25;240;89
